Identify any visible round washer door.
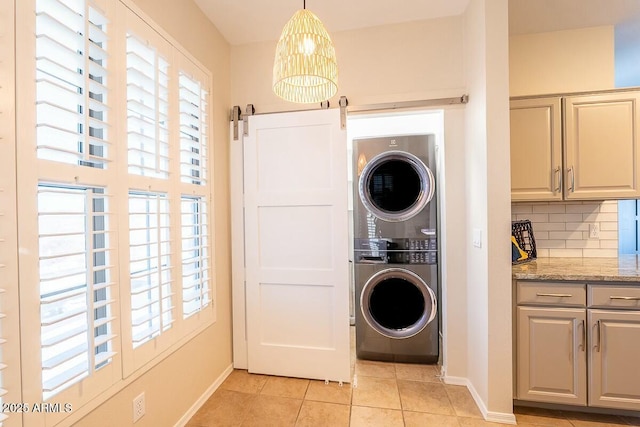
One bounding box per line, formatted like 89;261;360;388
360;268;437;339
358;151;435;222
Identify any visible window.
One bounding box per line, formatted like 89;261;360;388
35;0;109;168
179;72;209;185
38;185;115;399
16;0;214;423
128;192;173;347
126;32;170;178
618;200;640;254
120;6;213;373
181;197;211;318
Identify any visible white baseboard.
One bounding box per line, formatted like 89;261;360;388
443;376;517;425
174;364;234;427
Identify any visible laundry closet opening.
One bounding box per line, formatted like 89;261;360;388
347;110;444;365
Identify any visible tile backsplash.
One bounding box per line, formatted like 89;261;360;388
511;201;619;258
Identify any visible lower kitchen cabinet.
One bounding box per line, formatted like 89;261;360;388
589;309;640;410
517;306;587;405
516;280;640;412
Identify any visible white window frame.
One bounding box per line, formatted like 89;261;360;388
15;0;215;424
16;0;122;423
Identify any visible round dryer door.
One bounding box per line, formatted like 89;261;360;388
359;151;435;222
360;268;437;339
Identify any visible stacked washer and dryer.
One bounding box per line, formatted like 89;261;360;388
353;134;439;363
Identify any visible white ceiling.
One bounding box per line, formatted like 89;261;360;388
194;0;640;46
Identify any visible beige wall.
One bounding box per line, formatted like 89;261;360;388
463;0;514;420
509;26;615;96
75;1;233;426
231;16;466;112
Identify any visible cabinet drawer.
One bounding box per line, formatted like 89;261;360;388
589;285;640;309
517;282;586;307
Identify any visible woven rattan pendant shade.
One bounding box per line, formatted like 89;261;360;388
273;9;338;104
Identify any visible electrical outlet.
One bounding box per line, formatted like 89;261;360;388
589;223;600;239
133;392;145;423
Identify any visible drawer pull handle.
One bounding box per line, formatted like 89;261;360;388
536;293;572;298
595;319;602;352
609;296;640;301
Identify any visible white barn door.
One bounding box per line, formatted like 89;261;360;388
243;109;350;382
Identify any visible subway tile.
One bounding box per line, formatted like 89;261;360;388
583;249;618;258
549;213;583;222
565;204;601;214
600;222;618;231
565;240;601;249
599;240;619;249
511;204;533;214
535;248;549;257
533;231;549;240
536;240;567;249
548;248;583;257
599;201;619;213
598;231;618;240
565;222;589;232
517;213;549;222
582;212;618;222
511;214;517;221
548;231;584;240
532;204;566;214
531;222;566;232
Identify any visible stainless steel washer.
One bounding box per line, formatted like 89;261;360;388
355;262;438;363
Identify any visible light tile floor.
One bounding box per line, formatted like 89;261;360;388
187;329;639;426
186;362;640;426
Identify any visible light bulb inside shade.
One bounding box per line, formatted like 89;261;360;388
300;37;316;56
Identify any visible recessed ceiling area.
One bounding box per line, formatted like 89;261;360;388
194;0;640;46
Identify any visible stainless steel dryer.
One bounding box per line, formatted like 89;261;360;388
353;134;439;362
353;134;437;240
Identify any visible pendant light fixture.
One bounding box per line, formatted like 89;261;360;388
272;0;338;104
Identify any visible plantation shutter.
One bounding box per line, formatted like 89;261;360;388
35;0;110;169
181;197;211;318
179;72;209;185
126;32;170;178
37;185;115;399
128;192;173;347
177;54;214;329
19;0;121;411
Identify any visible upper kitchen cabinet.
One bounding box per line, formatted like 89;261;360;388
564;91;640;200
510;97;562;201
510;90;640;201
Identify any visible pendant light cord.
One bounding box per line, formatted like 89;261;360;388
303;0;306;9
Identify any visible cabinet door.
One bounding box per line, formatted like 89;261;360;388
564;92;640;199
510;98;563;201
517;306;587;405
589;310;640;410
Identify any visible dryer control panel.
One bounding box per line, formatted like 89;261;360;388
354;238;437;265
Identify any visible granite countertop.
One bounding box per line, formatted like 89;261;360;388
512;256;640;282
